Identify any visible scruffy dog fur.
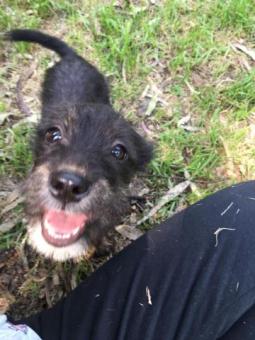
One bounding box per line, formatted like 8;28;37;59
6;29;152;261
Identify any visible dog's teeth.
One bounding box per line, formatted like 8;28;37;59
72;226;80;236
44;219;81;240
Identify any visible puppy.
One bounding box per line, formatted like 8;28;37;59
6;29;152;261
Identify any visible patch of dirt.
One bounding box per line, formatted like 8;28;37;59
0;246;54;319
1;236;130;320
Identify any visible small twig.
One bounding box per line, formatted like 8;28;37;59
45;280;53;308
214;227;236;247
121;60;127;84
16;62;37;116
231;43;255;61
146;286;152;305
136;181;190;226
71;271;78;290
240;57;252;72
220;202;234;216
184;80;198;94
219;135;236;176
184;169;201;197
17;234;29;271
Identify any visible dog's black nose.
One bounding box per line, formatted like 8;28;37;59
50;171;90;202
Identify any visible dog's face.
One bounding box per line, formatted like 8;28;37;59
24;104;152;261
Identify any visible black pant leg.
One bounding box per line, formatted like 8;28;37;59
20;181;255;340
219;305;255;340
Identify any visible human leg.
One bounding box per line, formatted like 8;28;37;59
19;181;255;340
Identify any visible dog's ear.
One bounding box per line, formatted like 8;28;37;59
131;129;154;171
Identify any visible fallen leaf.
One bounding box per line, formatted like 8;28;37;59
0;196;24;217
115;224;143;240
0;113;12;125
0;220;18;233
178;114;200;132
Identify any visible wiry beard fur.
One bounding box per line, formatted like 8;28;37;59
23;164;130;261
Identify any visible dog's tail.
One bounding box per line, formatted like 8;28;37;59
5;29;75;58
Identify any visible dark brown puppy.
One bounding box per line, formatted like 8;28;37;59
6;29;152;261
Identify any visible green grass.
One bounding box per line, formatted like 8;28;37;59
221;71;255;111
0;125;32;178
90;4;161;78
211;0;255;33
151;121;221;190
0;222;26;250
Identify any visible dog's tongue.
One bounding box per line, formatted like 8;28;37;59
45;210;87;233
42;210;88;247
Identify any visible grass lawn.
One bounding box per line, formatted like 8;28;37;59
0;0;255;318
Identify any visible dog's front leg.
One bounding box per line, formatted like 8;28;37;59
84;221;116;257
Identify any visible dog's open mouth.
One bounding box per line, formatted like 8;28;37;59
42;210;88;247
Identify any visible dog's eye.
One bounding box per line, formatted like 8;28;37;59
45;127;62;143
111;144;127;160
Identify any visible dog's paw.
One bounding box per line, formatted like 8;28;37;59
94;237;116;257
